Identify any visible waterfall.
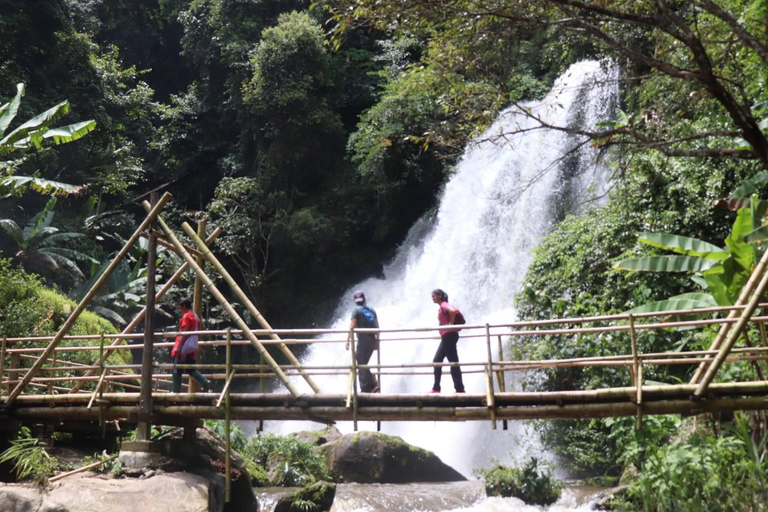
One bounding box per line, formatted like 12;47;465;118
274;60;619;477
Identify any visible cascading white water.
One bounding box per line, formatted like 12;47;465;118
274;60;618;478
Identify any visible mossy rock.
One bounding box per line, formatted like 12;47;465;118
319;431;465;484
273;481;336;512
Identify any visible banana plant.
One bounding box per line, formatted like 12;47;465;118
614;193;762;314
0;197;99;287
0;83;95;197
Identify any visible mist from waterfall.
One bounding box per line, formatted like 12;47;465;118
271;60;619;477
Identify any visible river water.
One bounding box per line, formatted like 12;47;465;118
257;482;605;511
261;60;619;511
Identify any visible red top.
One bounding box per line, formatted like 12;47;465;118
437;301;456;336
172;310;200;358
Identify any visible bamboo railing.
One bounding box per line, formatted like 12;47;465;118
3;302;768;429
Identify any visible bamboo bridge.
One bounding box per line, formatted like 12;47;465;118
3;191;768;437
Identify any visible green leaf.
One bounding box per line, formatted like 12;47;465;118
637;232;727;259
0;100;70;150
0;83;24;136
624;293;718;314
614;255;719;273
43;120;96;145
704;273;731;306
731;171;768;198
725;209;755;272
0;175;86;197
743;225;768;243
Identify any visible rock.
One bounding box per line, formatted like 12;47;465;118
0;483;42;512
273;481;336;512
320;432;465;483
291;426;342;447
0;472;220;512
157;427;258;512
619;463;638;486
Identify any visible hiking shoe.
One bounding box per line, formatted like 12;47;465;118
455;390;466;394
429;389;440;394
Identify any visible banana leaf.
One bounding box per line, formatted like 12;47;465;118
637;232;727;260
613;255;719;273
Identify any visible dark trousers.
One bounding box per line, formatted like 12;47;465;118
432;331;464;392
172;354;209;393
356;334;379;392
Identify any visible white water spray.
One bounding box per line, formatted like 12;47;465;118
275;61;618;477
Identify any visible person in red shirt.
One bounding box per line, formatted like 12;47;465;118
171;297;210;393
430;289;465;393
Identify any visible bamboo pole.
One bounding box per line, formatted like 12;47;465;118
695;258;768;397
138;192;159;441
350;328;359;431
636;362;643;431
48;455;118;483
140;232;204;258
485;324;496;429
88;369;108;410
189;220;206;395
496;335;505;391
181;222;321;394
1;335;7;396
5;193;172;406
141;201;300;398
377;333;382;432
629;315;638;388
216;371;236;409
691;246;768;384
225;328;232;503
70;228;223;393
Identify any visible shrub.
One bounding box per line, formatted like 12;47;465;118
243;433;329;486
203;422;328;486
476;457;562;506
0;427;61;485
617;415;768;512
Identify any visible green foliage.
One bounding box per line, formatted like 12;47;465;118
0;427;60;485
616;415;768;512
0;259;125;388
476;457;562;506
245;433;329;486
204;421;328;486
0;197;98;289
0;83;95;197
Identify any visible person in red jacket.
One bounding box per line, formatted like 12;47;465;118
171;297;210;393
430;289;465;393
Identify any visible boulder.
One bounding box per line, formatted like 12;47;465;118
273;481;336;512
291;426;342;447
157;427;258;512
0;483;42;512
0;472;219;512
320;432;465;483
